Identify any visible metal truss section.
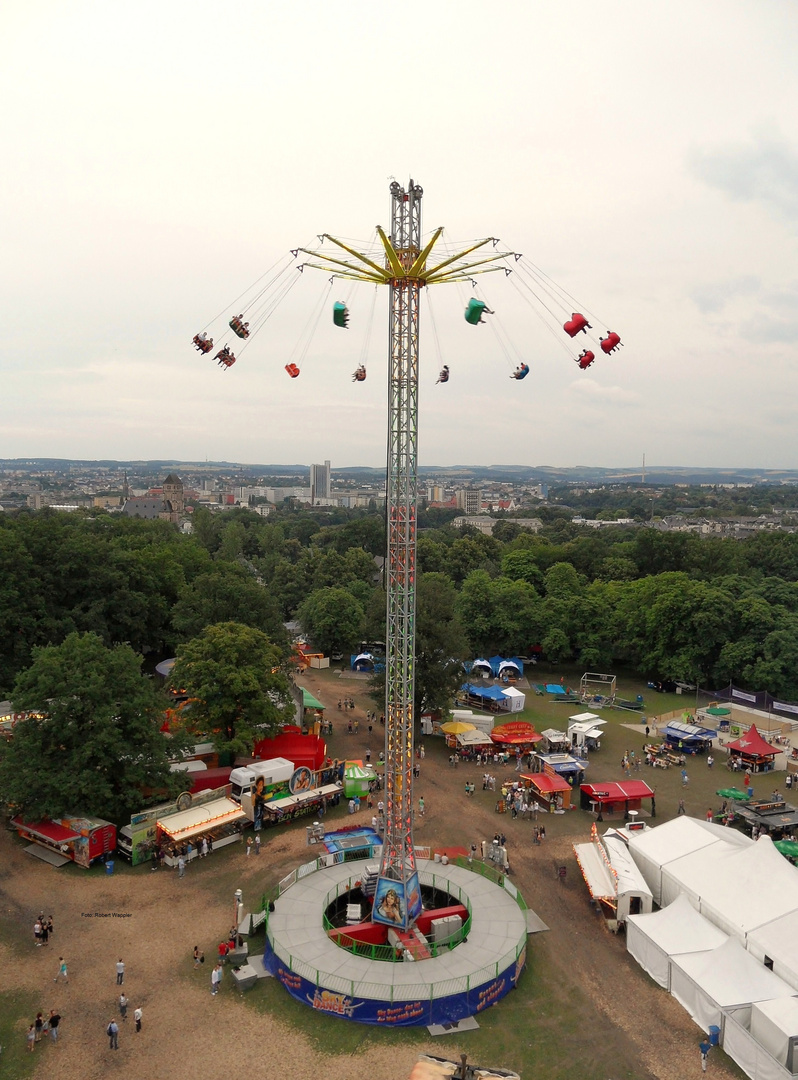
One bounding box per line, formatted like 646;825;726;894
374;181;422;929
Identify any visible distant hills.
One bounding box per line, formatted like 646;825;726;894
2;459;798;486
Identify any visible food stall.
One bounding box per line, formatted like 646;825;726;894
580;780;656;818
724;725;783;774
520;771;572;811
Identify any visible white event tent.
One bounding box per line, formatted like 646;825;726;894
669;938;796;1035
627;815;751;906
745;910;798;994
626;893;728;990
661;835;798;941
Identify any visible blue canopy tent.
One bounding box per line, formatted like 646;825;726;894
662;720;717;755
461;683;512;713
488;655;524;677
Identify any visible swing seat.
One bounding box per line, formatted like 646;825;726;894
333;301;349;328
192;334;213;354
563;312;591;337
215;346;236;369
229;315;251;339
465;298;492;325
600;331;621;354
576;350;595;370
285;364;300;378
511;364;530;380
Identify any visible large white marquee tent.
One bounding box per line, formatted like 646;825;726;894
626;893;728;990
669;938;795;1035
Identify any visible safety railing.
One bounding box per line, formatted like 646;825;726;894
267;930;527;1002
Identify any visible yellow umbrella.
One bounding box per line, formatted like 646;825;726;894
441;721;476;735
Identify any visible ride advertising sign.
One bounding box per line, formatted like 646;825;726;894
264;941;523;1026
372;872;422;929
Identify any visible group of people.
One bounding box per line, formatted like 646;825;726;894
148;835;216;873
27;1010;62;1050
33;914;54;946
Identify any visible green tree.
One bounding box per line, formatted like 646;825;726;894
456;570;539;656
368;573;467;717
168;622;292;756
171;565;286;644
0;632;181;821
297;588;365;657
414;574;469;714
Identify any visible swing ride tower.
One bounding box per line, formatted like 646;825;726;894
298;179;511;929
379;178;423;929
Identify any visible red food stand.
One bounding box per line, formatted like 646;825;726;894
490;722;543;749
520;772;572;811
579;781;655;818
725;725;783;774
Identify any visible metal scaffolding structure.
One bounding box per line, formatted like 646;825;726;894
298;180;510;929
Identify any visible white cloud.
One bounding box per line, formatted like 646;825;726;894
567;380;642;406
689;133;798;223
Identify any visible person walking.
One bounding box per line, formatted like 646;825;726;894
211;962;222;996
107;1019;119;1050
246;837;253;856
27;1024;36;1052
34;919;43;946
54;957;68;983
116;958;125;985
35;1012;45;1042
677;798;686;815
254;833;261;855
134;1006;142;1033
119;993;127;1021
178;854;187;877
699;1040;711;1072
418;796;425;817
193;945;201;968
49;1010;61;1043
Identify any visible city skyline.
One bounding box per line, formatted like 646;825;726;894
3;2;797;469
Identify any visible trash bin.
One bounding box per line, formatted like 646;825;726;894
748;787;754;798
708;1025;720;1046
105;860;114;875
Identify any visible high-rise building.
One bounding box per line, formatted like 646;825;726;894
456;488;482;514
310;460;331;504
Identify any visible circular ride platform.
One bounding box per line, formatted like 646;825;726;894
263;857;528;1026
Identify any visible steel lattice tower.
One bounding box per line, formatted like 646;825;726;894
379;179;424;926
299;180;510;930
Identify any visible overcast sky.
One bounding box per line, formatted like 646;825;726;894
2;1;797;470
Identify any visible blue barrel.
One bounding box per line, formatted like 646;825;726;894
708;1025;720;1046
105;860;114;875
748;787;754;798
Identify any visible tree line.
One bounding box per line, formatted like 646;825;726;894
3;504;798;819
